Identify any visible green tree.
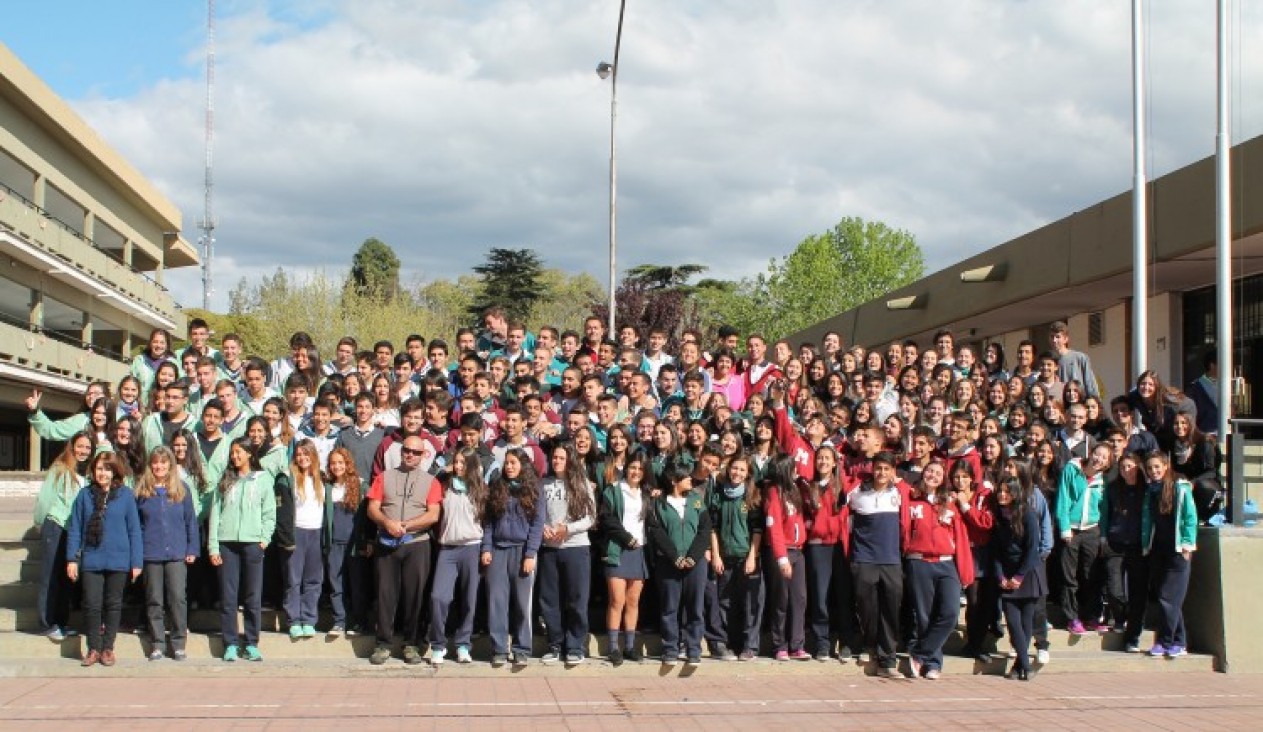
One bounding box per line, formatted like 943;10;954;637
346;238;401;299
468;248;546;322
625;263;708;292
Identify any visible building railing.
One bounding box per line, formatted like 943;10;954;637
1227;418;1263;525
0;179;175;298
0;308;128;364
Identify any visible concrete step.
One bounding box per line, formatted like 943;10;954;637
0;629;1215;676
0;539;39;562
0;519;38;542
0;581;35;606
0;558;38;583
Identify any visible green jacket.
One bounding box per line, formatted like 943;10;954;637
130;354;177;398
28;410;88;442
1141;479;1199;554
260;443;290;478
646;493;712;565
706;484;762;558
1055;461;1105;536
141;412;195;454
208;470;277;554
34;467;84;528
191;430;235;519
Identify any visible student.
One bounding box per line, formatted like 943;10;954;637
209;438;277;662
537;443;597;666
134;446;199;661
322;447;367;636
1056;444;1111;634
708;455;764;661
803;446;855;661
428;447;488;665
285;440;324;639
646;459;713;666
33;432;92;642
66;452;142;667
481;448;546;667
1099;451;1148;652
598;450;653;665
1141;452;1198;659
992;470;1045;681
763;454;809;661
1048;321;1099;398
131;328;177;398
952;459;997;662
842;451;909;678
904;460;975;679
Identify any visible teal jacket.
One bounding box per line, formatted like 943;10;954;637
1055;461;1106;536
29;410;89;442
34;467;84;528
208;470;277;555
1141;479;1198;554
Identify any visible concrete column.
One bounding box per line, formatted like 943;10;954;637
81;312;93;349
122;239;134;266
32;174;45;208
28;424;41;471
83;211;95;244
28;288;42;329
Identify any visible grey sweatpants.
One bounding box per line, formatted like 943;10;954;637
428;543;482;651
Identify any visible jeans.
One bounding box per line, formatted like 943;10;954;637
36;519;71;634
907;559;960;671
143;561;189;652
219;541;265;646
537;546;591;656
1002;597;1037;673
326;541;366;629
82;570;128;653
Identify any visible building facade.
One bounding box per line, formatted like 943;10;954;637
0;43;197;470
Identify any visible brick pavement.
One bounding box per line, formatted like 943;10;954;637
0;671;1260;730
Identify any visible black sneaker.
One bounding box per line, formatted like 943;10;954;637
491;653;508;667
685;652;701;665
512;651;530;668
609;647;624;666
624;647;643;663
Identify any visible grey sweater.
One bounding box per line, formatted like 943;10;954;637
539;476;595;549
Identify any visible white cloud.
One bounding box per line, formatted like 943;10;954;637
69;0;1263;311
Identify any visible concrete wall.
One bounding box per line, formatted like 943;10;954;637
1186;527;1263;673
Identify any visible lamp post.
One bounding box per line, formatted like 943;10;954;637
597;0;626;335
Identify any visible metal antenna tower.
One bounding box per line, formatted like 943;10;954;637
198;0;217;311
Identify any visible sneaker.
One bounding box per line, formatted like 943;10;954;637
491;653;508;668
1036;649;1050;665
430;647;447;665
223;645;239;662
876;666;908;680
370;646;392;665
1067;619;1088;636
244;645;262;662
456;646;473;664
344;626;361;638
660;653;676;667
328;626;344;638
1166;645;1187;658
540;651;560;664
774;650;790;661
148;649;164;662
1124;642;1141;654
624;648;643;663
303;625;317;638
814;650;830;662
565;653;584;666
46;627;66;643
1148;643;1167;657
512;651;530;668
788;649;811;661
738;649;756;661
712;642;737;661
685;653;701;665
62;628;79;638
173;650;187;662
837;646;853;664
403;645;424;665
1083;620;1100;633
925;668;941;680
609;647;624;666
290;625;304;640
909;655;923;678
677;648;688;662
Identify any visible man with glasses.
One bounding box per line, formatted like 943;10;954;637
367;436;443;665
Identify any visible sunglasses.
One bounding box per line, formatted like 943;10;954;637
400;447;426;457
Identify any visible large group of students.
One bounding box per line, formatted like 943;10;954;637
30;309;1219;678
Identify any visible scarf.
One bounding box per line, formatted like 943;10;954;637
450;477;468;495
86;484;119;548
721;481;746;500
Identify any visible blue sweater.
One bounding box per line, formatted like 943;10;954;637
136;486;200;562
480;485;547;558
66;486;143;572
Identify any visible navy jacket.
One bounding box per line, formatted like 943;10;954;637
66;486;143;572
136;485;200;562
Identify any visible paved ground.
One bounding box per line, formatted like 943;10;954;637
0;671;1260;730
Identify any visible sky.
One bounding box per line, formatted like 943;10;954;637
3;0;1261;313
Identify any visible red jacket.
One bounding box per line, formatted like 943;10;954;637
935;442;982;485
773;405;815;483
764;484;807;562
743;361;784;400
903;497;976;587
802;476;853;545
958;483;996;547
838;479;913;559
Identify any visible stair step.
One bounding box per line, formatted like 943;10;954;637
0;559;38;583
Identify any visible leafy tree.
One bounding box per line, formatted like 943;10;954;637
468;248;546;323
346;238;401;300
625;263;708;292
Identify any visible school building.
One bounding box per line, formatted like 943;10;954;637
791;133;1263;422
0;43;198;470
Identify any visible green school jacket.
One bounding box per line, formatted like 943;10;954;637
29;410;89;442
208;470;277;555
1141;479;1198;554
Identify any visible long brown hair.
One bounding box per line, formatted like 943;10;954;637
134;446;186;504
50;432;93;498
1146;451;1177;516
325;447;361;512
290;439;324;504
486;448;539;521
551;442;595;522
451;446;489;516
807;445;840;513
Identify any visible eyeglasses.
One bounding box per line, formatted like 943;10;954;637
400;447;426;457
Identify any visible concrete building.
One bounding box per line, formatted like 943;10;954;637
791;133;1263;421
0;43;198;470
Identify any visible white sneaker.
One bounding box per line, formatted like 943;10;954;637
1036;649;1050;665
430;648;447;665
456;646;472;664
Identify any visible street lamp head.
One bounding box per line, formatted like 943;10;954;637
596;61;614;80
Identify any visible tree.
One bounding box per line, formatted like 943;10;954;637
696;216;924;341
468;248;546;323
625;263;708;292
346;238;401;300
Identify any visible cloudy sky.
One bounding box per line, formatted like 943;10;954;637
5;1;1261;312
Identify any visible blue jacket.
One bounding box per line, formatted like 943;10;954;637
480;483;547;558
66;486;143;572
136;485;200;562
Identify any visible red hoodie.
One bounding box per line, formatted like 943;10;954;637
958;483;996;547
773;405;815;483
903;496;976;587
935;442;982;485
764;484;807;563
802;476;853;545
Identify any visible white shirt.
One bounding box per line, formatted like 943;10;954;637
620;482;646;544
293;476;324;530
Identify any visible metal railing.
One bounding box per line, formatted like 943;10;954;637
0;180;173;296
1227;418;1263;525
0;308;128;364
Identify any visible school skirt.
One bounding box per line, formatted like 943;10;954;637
606;546;649;580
